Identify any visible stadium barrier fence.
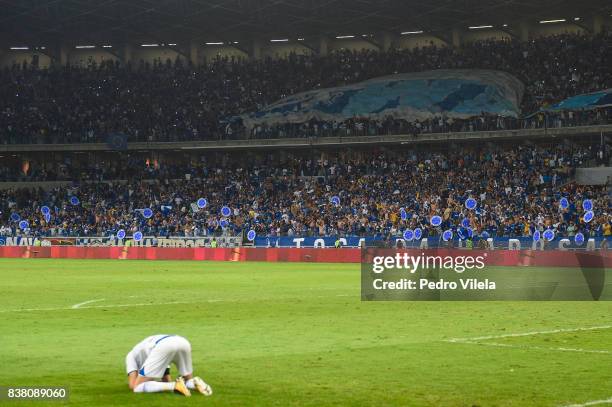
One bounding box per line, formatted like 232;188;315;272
1;246;611;267
2;235;611;250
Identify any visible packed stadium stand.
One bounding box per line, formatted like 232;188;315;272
1;141;610;239
1;33;611;144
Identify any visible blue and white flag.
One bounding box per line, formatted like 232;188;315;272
543;88;612;111
240;69;524;128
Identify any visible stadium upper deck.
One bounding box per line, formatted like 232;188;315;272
1;32;611;147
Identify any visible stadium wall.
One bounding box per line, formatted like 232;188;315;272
201;45;248;61
262;43;314;58
531;22;586;37
133;47;184;64
1;50;52;68
575;167;612;185
396;35;447;49
330;38;379;52
69;49;119;66
462;29;512;43
1;246;611;267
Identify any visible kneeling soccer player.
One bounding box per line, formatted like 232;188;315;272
125;334;212;397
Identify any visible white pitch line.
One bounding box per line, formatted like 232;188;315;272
559;397;612;407
445;325;612;355
447;325;612;343
71;299;105;309
0;300;201;313
78;300;196;309
0;292;354;314
461;340;611;355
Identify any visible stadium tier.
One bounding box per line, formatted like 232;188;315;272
1;32;611;145
0;141;610;240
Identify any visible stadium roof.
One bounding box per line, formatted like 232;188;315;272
1;0;610;47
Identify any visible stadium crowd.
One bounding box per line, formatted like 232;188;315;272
1;32;611;144
1;143;610;240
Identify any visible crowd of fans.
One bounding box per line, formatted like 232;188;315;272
1;139;610;183
0;156;195;182
1;143;610;240
244;108;612;140
1;31;610;242
1;32;611;144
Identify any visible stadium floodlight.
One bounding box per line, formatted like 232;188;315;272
75;45;95;49
205;42;224;45
102;45;112;48
468;25;493;29
335;35;355;39
400;31;423;35
270;39;289;42
10;46;29;50
233;41;239;44
141;43;159;47
539;19;566;24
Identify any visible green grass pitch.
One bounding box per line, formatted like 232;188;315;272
0;258;611;406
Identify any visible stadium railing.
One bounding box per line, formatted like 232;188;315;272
1;124;610;153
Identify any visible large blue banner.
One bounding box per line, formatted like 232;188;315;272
543;88;612;111
255;236;611;250
241;69;524;128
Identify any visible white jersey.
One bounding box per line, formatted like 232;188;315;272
125;334;173;375
125;334;193;379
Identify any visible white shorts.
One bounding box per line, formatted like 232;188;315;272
139;335;193;378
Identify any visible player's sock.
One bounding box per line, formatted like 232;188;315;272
133;381;175;393
185;378;196;389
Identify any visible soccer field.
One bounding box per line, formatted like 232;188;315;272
0;259;611;407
